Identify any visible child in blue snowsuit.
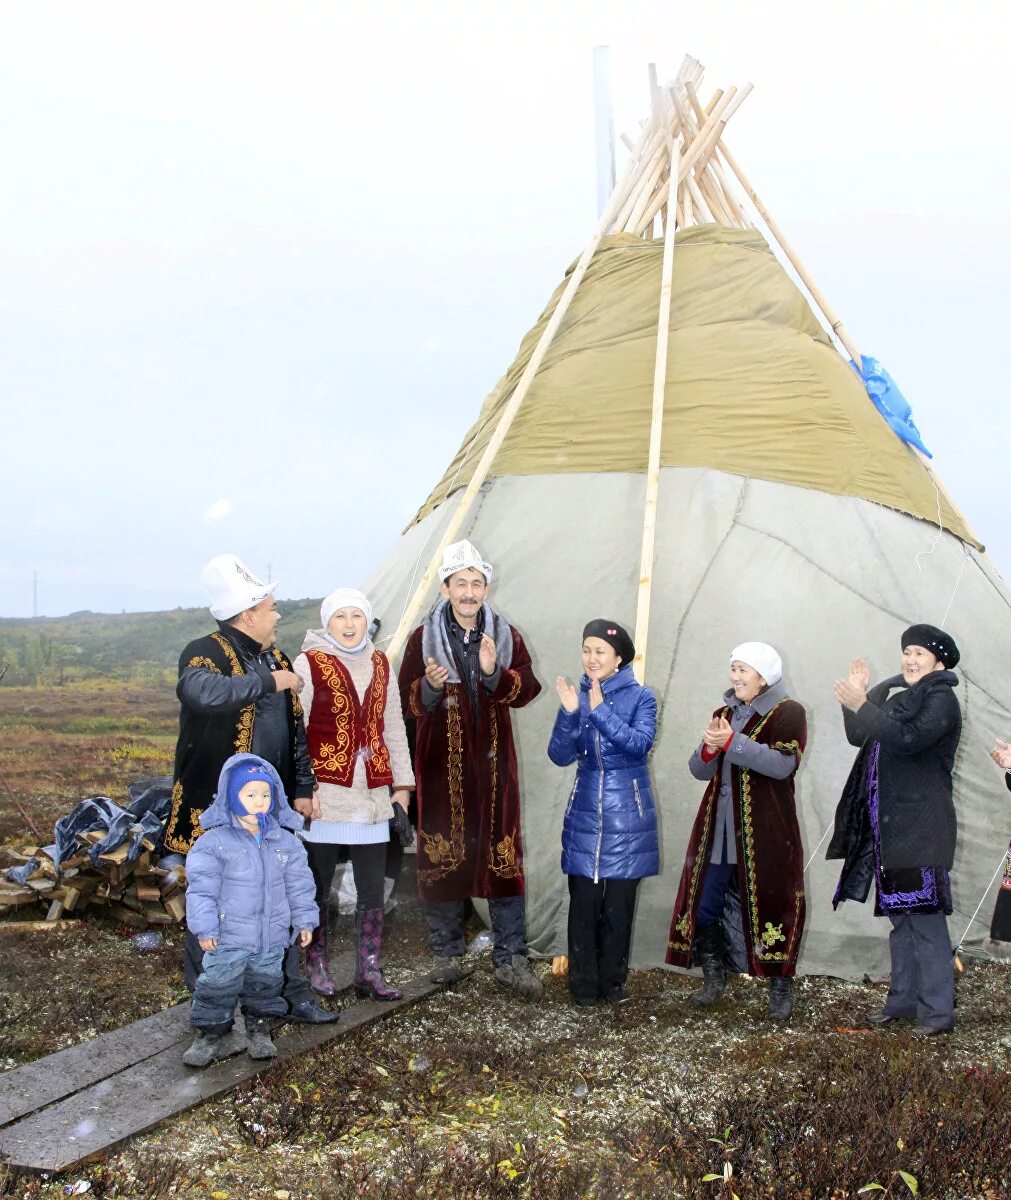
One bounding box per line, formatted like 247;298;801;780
183;753;319;1067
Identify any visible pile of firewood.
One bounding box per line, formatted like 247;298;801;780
0;834;185;927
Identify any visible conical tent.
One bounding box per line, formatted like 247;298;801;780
364;58;1011;979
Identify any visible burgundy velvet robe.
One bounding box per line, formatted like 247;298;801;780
666;697;808;978
398;623;541;902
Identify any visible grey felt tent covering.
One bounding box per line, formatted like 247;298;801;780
362;471;1011;981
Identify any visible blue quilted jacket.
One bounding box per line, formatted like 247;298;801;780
185;753;319;953
547;666;660;882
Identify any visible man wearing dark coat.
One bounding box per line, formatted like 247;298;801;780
165;553;336;1024
398;539;543;998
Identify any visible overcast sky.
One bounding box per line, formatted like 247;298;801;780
2;0;1008;618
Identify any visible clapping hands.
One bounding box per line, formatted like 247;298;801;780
555;677;579;713
701;715;733;751
991;739;1011;772
834;657;870;713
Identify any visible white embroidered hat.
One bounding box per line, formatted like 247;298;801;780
320;587;373;630
730;642;783;686
438;539;493;584
201;554;276;621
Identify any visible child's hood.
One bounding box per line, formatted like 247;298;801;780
201;753;304;833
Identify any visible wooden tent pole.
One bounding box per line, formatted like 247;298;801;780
632;127;681;682
716;139;861;363
385;126;657;662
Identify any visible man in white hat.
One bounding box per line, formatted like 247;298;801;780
398;540;544;999
166;554;336;1025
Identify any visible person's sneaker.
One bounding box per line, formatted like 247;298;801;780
494;954;544;1000
910;1024;953;1039
182;1030;222;1068
245;1018;278;1060
429;956;472;985
602;985;630;1005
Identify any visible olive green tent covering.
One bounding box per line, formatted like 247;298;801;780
416;227;978;550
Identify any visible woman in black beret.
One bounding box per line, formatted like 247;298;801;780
548;620;659;1006
828;624;962;1037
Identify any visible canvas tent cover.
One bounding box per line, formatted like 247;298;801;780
416;228;976;550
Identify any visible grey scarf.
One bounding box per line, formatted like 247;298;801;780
421;599;514;684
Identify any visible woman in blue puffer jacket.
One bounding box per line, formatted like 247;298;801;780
548;619;659;1006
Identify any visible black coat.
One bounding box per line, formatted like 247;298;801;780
827;671;961;900
164;626;314;854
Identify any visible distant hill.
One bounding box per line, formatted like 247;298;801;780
0;600;322;685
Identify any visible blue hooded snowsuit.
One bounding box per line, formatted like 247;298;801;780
185;753;319;1029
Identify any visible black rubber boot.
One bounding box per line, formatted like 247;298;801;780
687;922;727;1006
767;976;794;1022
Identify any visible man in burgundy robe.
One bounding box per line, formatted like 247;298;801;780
398;539;543;998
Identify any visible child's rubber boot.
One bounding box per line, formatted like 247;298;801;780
245;1016;278;1060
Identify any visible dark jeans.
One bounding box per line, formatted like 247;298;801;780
189;946;287;1032
184;931;313;1009
884;911;955;1030
424;894;528;967
567;875;640;1001
305;840;386;913
696;861;737;928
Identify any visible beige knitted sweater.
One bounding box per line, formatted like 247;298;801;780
293;630;414;825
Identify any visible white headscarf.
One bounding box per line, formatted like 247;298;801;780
320;587;373;631
730;642;783;685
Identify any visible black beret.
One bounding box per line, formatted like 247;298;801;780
582;619;635;666
901;624;960;669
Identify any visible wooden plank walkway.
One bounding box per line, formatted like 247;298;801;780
0;952;353;1128
0;956;446;1172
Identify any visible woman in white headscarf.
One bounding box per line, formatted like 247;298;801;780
666;643;808;1022
293;588;414;1000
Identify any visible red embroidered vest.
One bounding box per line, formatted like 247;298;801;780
304;650;394;788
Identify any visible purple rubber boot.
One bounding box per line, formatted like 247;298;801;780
354;905;402;1001
304;915;337;997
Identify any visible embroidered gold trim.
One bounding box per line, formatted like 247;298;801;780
307;651;353;781
409;677;426;719
418;688;467;884
668;789;715;954
484;703;521;880
209;632;255;751
163;780;204;853
499;669;522;706
186;656;220;673
234;706;254;753
366;653;393;780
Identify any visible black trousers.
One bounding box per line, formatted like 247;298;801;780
567;875;640;1001
424;895;528;967
305;840;386;913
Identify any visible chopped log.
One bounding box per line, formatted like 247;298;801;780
107;905;146;928
61;887;85;913
45;900;64;922
163;894;186;923
0;920;83;933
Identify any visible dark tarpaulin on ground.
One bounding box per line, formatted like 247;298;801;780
3;776;173;885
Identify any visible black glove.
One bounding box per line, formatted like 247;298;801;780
390;803;413;848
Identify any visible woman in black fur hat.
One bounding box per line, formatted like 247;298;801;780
828;624;962;1037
